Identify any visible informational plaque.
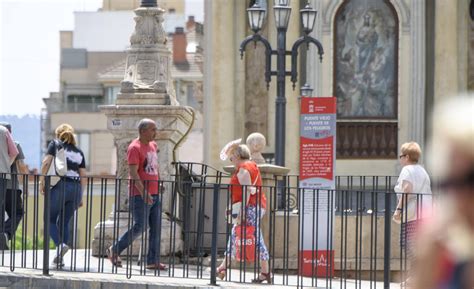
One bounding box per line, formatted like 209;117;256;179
299;97;336;277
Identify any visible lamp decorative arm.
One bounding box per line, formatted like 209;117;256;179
290;35;324;89
240;34;273;89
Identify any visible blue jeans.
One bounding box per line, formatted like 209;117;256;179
111;195;162;265
49;179;82;246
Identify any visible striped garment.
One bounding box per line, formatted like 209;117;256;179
400;220;419;260
225;206;269;261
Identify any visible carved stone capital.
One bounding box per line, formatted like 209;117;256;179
130;7;167;46
119;7;177;104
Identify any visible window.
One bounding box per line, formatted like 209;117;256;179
186;83;199;108
66;95;104;112
105;87;120;104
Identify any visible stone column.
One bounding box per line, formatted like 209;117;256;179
408;0;426;149
92;4;194;257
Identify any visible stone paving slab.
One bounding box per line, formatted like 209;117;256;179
0;250;401;288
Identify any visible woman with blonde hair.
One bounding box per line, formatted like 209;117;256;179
217;140;271;284
39;123;86;267
392;141;432;287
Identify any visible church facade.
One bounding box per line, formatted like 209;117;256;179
203;0;473;175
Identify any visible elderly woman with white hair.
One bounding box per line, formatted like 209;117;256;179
216;140;271;284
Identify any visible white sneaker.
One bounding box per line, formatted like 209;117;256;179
53;244;70;265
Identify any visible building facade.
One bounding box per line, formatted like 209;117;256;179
203;0;473;175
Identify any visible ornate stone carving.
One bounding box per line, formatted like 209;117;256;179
151;81;167;93
158;56;169;82
130;8;167;46
120;80;134;93
119;6;177;103
246;132;266;164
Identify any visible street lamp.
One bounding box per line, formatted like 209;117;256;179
240;0;324;167
300;83;314;97
247;3;266;33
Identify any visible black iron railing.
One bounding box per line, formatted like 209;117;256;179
0;171;434;288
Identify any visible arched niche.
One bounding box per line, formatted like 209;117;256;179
333;0;399;159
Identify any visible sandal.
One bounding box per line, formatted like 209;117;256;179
251;272;272;284
217;267;226;280
106;247;122;267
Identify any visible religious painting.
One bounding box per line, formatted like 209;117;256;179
335;0;398;118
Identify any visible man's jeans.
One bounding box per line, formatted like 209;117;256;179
49;179;82;246
4;189;24;240
111;195;163;265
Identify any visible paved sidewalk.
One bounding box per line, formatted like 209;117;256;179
0;250;401;288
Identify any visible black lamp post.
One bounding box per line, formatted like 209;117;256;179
240;0;324;167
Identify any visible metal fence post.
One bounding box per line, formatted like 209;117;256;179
210;184;220;285
383;192;392;288
43;176;51;276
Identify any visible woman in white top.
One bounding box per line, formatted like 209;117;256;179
392;142;432;285
393;142;432;248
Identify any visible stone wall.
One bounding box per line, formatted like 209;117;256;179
271;214;405;273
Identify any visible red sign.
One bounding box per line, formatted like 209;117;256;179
299;97;336;182
299;250;335;277
299;97;337;278
300;137;334;180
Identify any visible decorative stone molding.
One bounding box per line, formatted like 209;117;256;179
323;0;411;33
118;6;177;105
323;0;343;33
130;8;167;46
391;0;411;32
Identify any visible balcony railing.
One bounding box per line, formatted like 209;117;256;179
45;98;112;113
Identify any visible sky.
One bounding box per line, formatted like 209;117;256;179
0;0;203;116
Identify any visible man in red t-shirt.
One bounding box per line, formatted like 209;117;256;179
107;118;166;270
